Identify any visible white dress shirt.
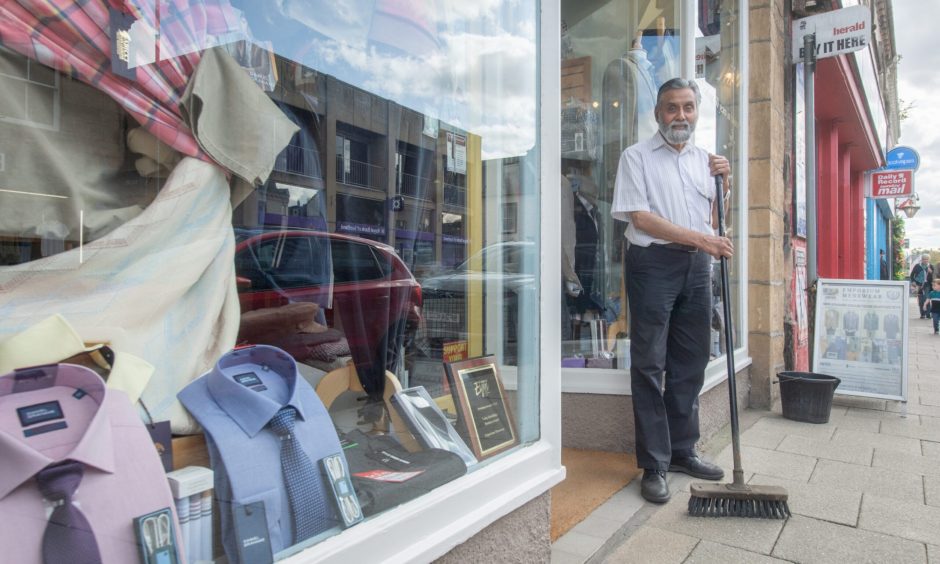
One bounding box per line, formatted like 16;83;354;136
611;132;715;246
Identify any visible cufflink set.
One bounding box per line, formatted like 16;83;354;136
134;507;181;564
321;453;363;528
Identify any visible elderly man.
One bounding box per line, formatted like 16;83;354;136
611;78;732;504
910;254;933;318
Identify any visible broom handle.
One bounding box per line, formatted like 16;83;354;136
715;174;745;488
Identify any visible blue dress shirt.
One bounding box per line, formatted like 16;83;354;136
178;345;346;560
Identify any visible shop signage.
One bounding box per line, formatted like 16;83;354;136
813;279;908;401
792;5;870;62
885;146;920;172
445;356;518;460
868;169;914;199
442;340;468;362
337;221;386;236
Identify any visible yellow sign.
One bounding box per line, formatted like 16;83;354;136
443;340;468;363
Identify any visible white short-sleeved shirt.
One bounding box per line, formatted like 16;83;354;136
611;133;715;247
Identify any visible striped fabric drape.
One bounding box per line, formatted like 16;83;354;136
0;0;242;163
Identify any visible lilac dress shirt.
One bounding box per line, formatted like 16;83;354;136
178;345;346;561
0;364;182;564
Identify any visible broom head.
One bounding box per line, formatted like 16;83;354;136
688;482;790;519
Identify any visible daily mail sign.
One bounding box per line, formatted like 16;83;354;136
792;5;871;61
869;169;914;199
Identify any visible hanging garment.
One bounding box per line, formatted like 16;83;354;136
0;157;240;433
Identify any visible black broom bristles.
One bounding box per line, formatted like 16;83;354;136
687;486;791;519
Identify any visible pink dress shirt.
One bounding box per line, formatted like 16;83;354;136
0;364;183;563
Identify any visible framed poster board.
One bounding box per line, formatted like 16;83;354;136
813;279;909;401
444;356;519;460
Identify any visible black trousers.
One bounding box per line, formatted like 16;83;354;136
625;244;712;471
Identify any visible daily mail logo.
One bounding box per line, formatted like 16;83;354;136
869;169;914;199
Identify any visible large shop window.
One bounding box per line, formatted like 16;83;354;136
558;0;743;376
0;1;540;562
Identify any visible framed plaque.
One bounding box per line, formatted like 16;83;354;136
444;356;518;460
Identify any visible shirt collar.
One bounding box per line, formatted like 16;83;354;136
0;364;115;500
649;131;692;155
206;345;307;438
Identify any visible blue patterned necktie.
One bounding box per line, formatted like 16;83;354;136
269;407;329;543
35;460;102;564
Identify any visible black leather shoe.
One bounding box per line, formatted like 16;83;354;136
640;470;670;504
669;455;725;481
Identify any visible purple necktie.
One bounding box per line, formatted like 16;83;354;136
35;460;102;564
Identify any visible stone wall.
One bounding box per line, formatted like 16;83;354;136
747;0;789;408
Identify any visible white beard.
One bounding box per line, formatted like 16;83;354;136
659;120;694;145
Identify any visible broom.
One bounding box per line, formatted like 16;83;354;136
687;174;791;519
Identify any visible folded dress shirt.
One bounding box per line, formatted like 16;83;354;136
0;364;182;564
178;345;349;561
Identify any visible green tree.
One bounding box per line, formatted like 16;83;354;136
892;216;906;280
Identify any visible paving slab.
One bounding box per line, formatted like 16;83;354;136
833;395;888;411
748;473;862;526
715;444;818;482
825;414;882;433
589;486;646;522
844;407;909;420
830;428;923;455
772;515;927;564
552;530;605;559
551;549;586;564
880;418;940;441
740;426;786;450
924;441;940;460
929;544;939;564
858;493;940;545
920;381;940;393
872;448;940;478
776;434;873;465
888;401;940;418
645;492;785;554
747;417;837;441
921;391;940;407
600;526;698;564
570;513;627;541
927;475;939;508
684;540;790;564
809;459;925;503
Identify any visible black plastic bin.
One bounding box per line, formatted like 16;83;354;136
777;371;841;424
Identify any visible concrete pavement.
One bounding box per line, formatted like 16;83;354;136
552;298;940;563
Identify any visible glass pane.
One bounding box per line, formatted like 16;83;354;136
560;0;680;369
0;1;540;561
696;0;742;356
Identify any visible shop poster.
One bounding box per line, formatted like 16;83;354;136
813;279;908;401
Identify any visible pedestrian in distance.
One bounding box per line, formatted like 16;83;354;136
880;249;889;280
925;278;940;334
910;254;933;318
611;77;730;504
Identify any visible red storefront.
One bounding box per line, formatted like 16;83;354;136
814;54;884;279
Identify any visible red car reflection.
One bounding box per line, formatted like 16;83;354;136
233;229;422;395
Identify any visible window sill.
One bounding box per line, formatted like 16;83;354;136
282;440;565;563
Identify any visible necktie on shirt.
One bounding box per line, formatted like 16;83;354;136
35;460;102;564
269;406;329;543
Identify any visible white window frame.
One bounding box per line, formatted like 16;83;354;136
280;1;566;562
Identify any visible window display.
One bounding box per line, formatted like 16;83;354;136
0;0;541;560
558;0;743;371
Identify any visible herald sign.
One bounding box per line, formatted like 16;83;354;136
869;169;914;199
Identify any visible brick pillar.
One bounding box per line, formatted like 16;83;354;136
747;0;787;408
